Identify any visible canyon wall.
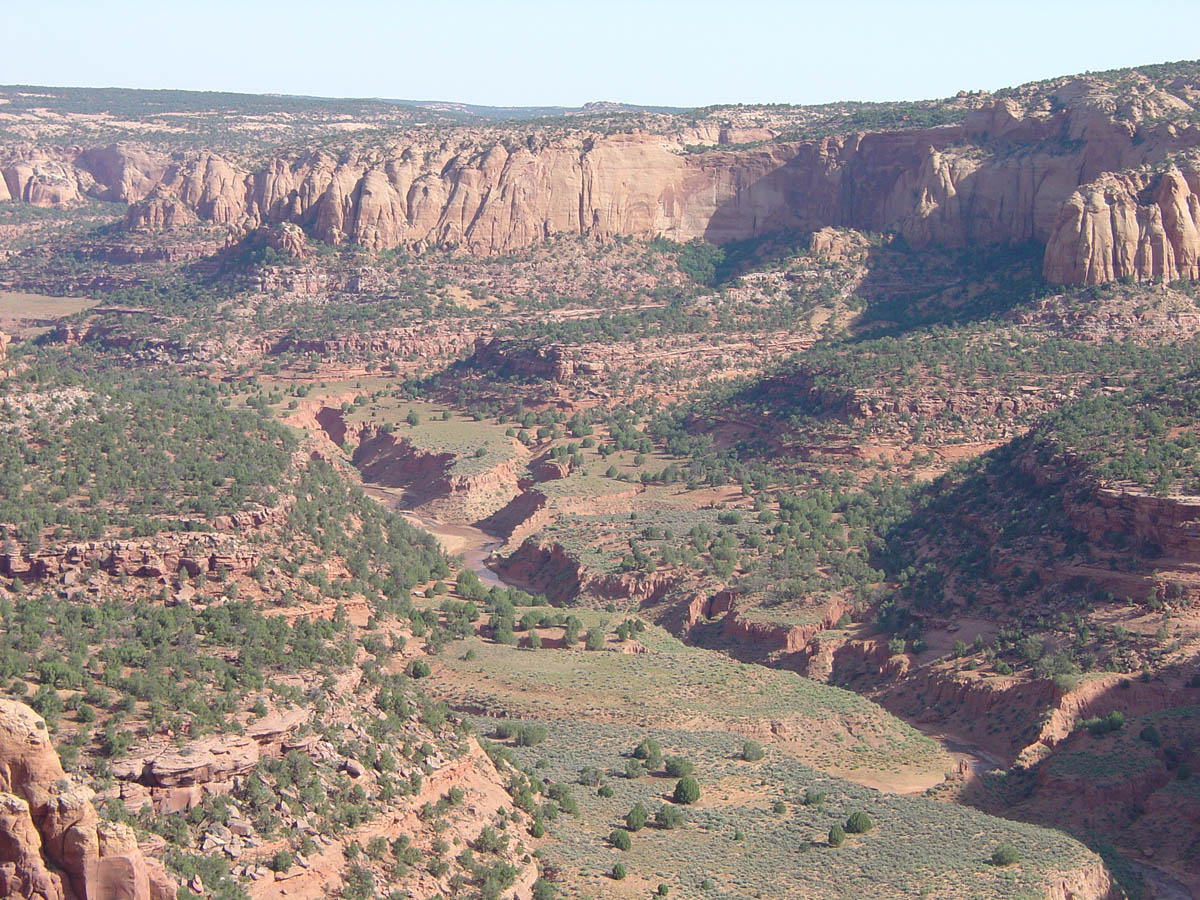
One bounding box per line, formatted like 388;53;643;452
4;84;1200;284
1043;165;1200;284
315;411;525;522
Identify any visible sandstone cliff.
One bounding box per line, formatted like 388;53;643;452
1043;163;1200;284
0;700;174;900
4;74;1200;284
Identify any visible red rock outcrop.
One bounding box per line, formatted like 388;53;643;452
327;417;524;521
1066;483;1200;562
496;538;683;606
111;710;306;814
272;325;475;358
479;489;550;545
469;338;605;382
262;222;308;259
717;597;851;655
1044;164;1200;284
745;367;1069;426
0;792;64;900
1;157;82;207
1040;864;1116;900
0;700;174;900
487;541;582;604
123;189;196;231
682;589;738;627
1012;447;1200;603
73;145;171;203
1;531;263;585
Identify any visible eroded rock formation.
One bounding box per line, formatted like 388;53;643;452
1;530;265;585
111;710;307;814
469;337;606;382
0;700;174;900
1043;164;1200;284
4;77;1200;284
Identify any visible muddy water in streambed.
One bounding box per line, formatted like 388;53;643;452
360;485;509;589
407;516;508;590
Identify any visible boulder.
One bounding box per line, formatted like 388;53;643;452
141;737;260;788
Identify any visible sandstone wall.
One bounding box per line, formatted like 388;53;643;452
0;700;174;900
5;88;1200;284
1043;165;1200;284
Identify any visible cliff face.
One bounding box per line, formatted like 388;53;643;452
108;105;1200;285
0;700;174;900
496;538;684;606
1043;164;1200;284
4;80;1200;284
112;136;842;251
315;412;525;522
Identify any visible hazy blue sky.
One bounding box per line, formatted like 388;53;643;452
4;0;1196;107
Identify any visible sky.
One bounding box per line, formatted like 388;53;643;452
3;0;1197;108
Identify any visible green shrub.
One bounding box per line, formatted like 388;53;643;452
664;756;694;778
516;723;547;746
475;826;507;853
655;805;684;829
611;862;626;880
609;828;631;851
828;824;845;847
672;776;700;805
740;740;764;761
563;618;581;645
844;811;872;834
633;738;662;767
1082;710;1125;737
625;802;648;832
406;659;431;679
991;844;1020;866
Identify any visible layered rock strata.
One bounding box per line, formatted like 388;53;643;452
4;83;1200;284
